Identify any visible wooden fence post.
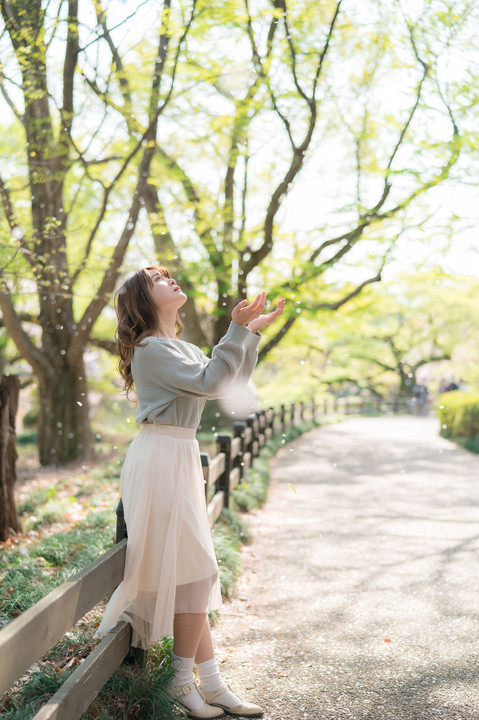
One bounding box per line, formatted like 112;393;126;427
233;422;246;483
280;404;286;433
257;410;265;447
116;498;127;542
114;498;147;668
0;374;22;542
216;434;233;509
201;453;210;502
266;407;275;438
246;414;256;456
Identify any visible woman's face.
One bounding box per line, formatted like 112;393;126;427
147;269;187;312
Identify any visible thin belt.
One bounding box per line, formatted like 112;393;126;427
140;424;196;440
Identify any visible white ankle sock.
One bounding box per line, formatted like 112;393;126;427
196;657;242;708
171;653;204;711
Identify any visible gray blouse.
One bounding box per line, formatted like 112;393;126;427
131;321;261;428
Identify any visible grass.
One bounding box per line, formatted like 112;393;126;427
82;642;178;720
1;418;319;718
446;435;479;454
2;640;180;720
212;508;251;600
1;527;114;621
1;666;72;720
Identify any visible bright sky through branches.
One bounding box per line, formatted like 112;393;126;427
0;0;477;285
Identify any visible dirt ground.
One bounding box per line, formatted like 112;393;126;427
211;416;479;720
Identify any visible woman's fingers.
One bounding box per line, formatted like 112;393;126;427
232;292;284;327
244;292;265;318
263;299;285;324
249;292;265;311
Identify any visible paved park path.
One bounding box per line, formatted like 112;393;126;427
211;416;479;720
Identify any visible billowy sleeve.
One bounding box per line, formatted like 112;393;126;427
133;322;260;400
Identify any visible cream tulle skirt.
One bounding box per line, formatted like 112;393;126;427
95;425;222;649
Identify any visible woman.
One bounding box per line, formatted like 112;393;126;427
96;266;285;719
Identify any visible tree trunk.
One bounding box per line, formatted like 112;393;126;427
213;293;236;347
399;371;415;397
0;374;22;541
37;356;91;466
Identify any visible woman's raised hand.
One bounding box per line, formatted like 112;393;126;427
231;292;266;326
247;297;285;334
231;293;285;333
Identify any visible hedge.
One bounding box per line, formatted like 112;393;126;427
437;391;479;441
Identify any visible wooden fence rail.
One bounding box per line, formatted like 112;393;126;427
321;395;421;416
0;400;315;719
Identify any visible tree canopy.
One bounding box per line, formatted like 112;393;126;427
253;271;479;405
0;0;476;463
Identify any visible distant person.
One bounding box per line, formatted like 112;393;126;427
417;384;429;416
95;265;285;719
413;383;428;416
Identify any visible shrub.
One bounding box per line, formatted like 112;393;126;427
437;391;479;440
22;407;39;428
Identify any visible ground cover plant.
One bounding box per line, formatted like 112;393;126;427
438;392;479;454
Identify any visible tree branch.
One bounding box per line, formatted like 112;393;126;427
0;311;36;327
313;271;383;311
277;0;309;104
89;337;117;355
0;280;46;374
143;182;209;346
386;63;429;175
80;70;140;133
346;353;396;373
257;314;298;362
258;270;382;362
69;0;198;357
311;1;342;100
413;353;451;371
93;0;133;112
155;145;220;267
241;0;341;281
61;0;79;139
0;175;35;267
244;0;295;148
0;68;24;124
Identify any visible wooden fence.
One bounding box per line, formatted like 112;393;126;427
0;400;315;720
321;394;416;416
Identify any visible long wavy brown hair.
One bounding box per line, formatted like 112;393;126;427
115;266;183;399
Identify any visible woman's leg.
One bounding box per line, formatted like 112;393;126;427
172;614;264;717
194;615;214;664
170;613;213;713
195;617;264;717
173;612;209;658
